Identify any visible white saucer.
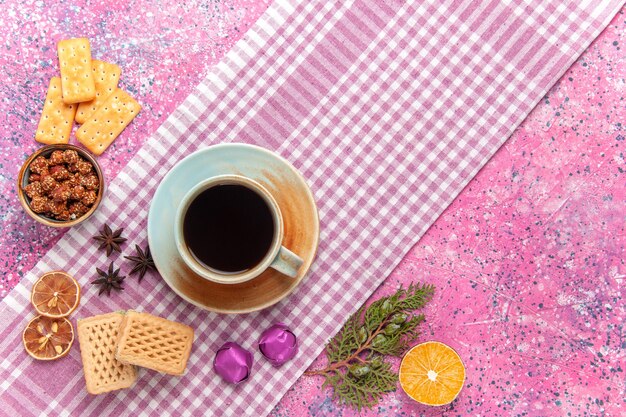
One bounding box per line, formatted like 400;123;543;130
147;144;319;314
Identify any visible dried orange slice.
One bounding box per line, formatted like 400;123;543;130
31;271;80;318
399;341;466;406
23;315;74;360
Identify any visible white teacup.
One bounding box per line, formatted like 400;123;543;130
174;174;303;284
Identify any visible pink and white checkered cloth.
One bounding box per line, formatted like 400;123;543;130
0;1;622;416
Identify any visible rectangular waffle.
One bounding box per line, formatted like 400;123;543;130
77;312;137;394
115;310;194;375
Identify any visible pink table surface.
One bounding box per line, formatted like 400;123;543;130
1;2;624;416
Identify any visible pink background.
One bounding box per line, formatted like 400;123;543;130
0;1;623;416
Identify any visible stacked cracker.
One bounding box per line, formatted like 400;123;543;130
35;38;141;156
77;310;194;394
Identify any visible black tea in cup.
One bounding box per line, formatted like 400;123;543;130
183;184;275;274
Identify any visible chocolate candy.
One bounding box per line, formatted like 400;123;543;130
213;342;253;384
258;323;298;367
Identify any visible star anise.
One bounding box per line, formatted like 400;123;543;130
91;262;125;296
93;224;127;256
124;244;156;281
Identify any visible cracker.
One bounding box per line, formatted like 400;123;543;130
115;311;194;376
77;312;137;395
75;60;121;124
57;38;96;104
34;77;77;145
75;88;141;155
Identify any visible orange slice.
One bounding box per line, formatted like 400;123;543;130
399;341;466;406
31;271;81;318
23;315;74;360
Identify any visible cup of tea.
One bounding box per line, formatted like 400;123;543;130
174;174;304;284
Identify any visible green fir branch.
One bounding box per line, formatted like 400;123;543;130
305;282;435;411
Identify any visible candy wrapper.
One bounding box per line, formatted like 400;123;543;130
213;342;253;384
258;323;298;367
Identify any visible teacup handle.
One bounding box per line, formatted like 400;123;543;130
270;246;304;278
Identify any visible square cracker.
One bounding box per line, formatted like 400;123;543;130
77;312;137;395
34;77;77;145
115;311;194;375
75;60;121;124
57;38;96;104
75;88;141;155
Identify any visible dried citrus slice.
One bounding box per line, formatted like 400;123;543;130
23;315;74;360
399;341;466;406
31;271;80;318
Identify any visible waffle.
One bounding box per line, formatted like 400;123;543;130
115;311;194;375
77;312;137;394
